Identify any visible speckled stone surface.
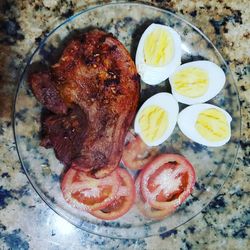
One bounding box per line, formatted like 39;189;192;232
0;0;249;249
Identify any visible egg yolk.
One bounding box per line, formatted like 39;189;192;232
143;28;174;67
173;67;209;98
139;105;168;143
195;108;230;142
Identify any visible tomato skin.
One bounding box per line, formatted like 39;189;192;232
135;172;173;220
61;168;121;211
140;154;196;210
90;168;136;220
121;133;158;170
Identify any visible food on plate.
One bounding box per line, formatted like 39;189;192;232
135;23;181;85
61;153;196;220
134;93;179;146
40;106;87;166
29;29;140;178
140;154;196;211
61;168;121;211
169;60;226;104
122;132;159;170
135;172;173;220
90;168;135;220
62;167;136;220
178;104;232;147
28;24;224;222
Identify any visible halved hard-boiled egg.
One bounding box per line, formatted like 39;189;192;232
178;104;232;147
169;61;226;104
135;23;182;85
134;93;179;146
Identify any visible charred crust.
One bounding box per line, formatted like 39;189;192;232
83;56;93;65
110;45;117;52
83;54;101;67
79;34;86;44
104;68;121;87
132;73;140;83
104;78;120;86
99;34;108;44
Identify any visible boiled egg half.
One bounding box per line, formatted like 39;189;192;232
134;93;179;146
135;23;182;85
178;104;232;147
169;61;226;104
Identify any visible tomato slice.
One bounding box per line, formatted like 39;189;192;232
140;154;196;210
135;172;173;220
61;168;120;211
121;132;158;170
90;168;135;220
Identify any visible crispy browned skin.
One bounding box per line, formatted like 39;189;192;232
40;106;88;167
29;29;140;178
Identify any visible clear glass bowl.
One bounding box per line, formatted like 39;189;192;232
13;3;241;239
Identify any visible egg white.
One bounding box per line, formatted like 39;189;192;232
169;61;226;105
134;93;179;146
135;23;182;85
178;104;232;147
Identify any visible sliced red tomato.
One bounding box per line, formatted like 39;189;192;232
135;172;173;220
61;168;120;211
140;154;196;210
121;132;159;170
90;168;135;220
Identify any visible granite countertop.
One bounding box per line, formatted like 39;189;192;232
0;0;249;249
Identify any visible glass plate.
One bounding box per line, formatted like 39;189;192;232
13;2;240;239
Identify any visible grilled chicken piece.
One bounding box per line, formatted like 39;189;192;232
40;106;88;167
29;29;140;178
